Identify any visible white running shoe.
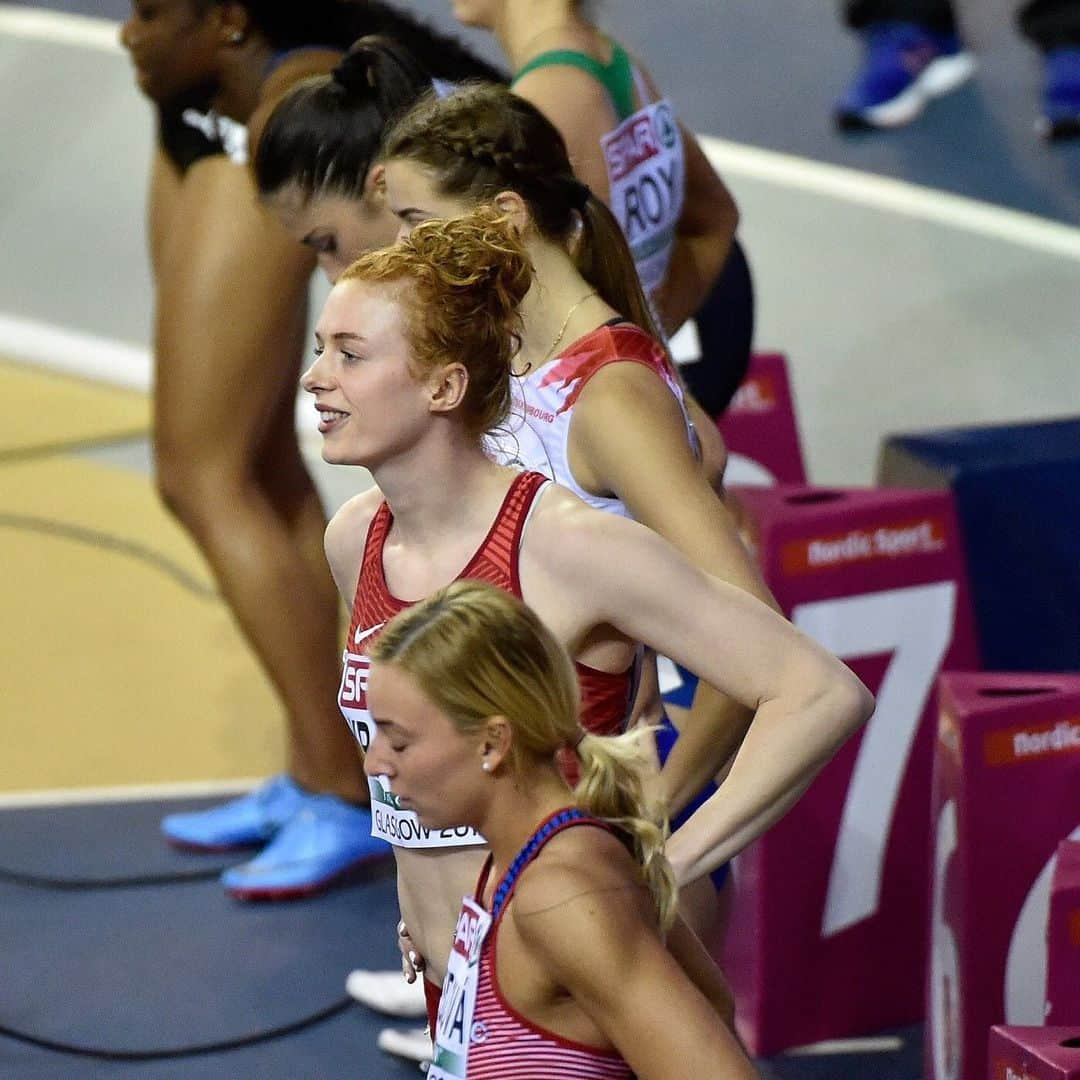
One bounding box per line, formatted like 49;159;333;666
345;969;428;1018
377;1025;433;1065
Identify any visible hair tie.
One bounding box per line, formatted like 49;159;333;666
568;180;591;211
333;50;375;95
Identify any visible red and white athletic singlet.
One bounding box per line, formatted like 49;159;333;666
429;808;634;1079
337;472;632;850
489;322;692;519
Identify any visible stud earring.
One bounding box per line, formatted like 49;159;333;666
229;30;245;44
481;762;492;773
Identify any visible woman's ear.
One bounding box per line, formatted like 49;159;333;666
217;2;253;46
427;362;469;416
491;189;533;234
480;715;513;773
366;162;387;196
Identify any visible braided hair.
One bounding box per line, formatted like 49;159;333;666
381;82;664;345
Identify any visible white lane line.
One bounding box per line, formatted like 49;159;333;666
0;313;150;391
700;135;1080;262
0;778;260;809
0;4;120;52
784;1035;905;1055
0;312;329;448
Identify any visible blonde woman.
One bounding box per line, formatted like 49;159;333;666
364;581;757;1079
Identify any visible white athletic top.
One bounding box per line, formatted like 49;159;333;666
488;321;692;519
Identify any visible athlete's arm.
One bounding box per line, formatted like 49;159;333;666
653;122;739;334
513;861;757;1079
147;146;183;284
614;63;737;335
665;911;737;1029
526;491;874;883
324;488;382;607
569;362;778;815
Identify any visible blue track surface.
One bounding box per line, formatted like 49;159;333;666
0;798;926;1078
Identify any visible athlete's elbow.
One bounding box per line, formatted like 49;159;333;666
798;658;873;754
829;666;875;742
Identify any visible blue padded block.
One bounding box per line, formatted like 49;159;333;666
879;418;1080;672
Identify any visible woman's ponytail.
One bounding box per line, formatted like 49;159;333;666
574;728;678;932
574;193;667;345
254;35;433;202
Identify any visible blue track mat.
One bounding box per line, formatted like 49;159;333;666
0;797;926;1077
0;797;419;1079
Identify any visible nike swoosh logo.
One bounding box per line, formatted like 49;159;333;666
353;622;385;646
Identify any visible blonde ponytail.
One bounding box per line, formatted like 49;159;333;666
575;728;678;932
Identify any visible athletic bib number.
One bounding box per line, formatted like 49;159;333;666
601;99;683;297
337;650;486;850
428;896;492;1080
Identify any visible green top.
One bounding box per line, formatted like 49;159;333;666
512;41;637;122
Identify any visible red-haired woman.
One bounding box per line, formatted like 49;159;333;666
306;206;871;1048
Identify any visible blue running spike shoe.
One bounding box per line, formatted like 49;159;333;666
1038;48;1080;141
221;795;392;900
161;775;307;851
836;22;977;130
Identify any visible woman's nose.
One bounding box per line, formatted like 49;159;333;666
363;741;387;778
300;351;328;393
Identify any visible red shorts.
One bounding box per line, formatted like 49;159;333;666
424;976;441;1033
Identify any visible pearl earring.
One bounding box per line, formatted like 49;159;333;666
481;762;491;773
229;30;245;44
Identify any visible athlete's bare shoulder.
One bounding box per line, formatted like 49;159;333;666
512;824;641;911
509;825;654;953
527;480;597;534
324;486;383;602
525;481;651;577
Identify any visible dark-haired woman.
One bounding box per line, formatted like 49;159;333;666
451;0;754;422
255;35;440;284
120;0;502;899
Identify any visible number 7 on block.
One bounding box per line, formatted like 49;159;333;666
793;582;958;937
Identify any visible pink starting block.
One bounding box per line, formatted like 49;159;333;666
988;1026;1080;1079
717;352;807;486
928;673;1080;1080
1048;841;1080;1024
721;483;979;1054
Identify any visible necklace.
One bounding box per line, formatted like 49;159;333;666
544;290;598;363
513;22;579;65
